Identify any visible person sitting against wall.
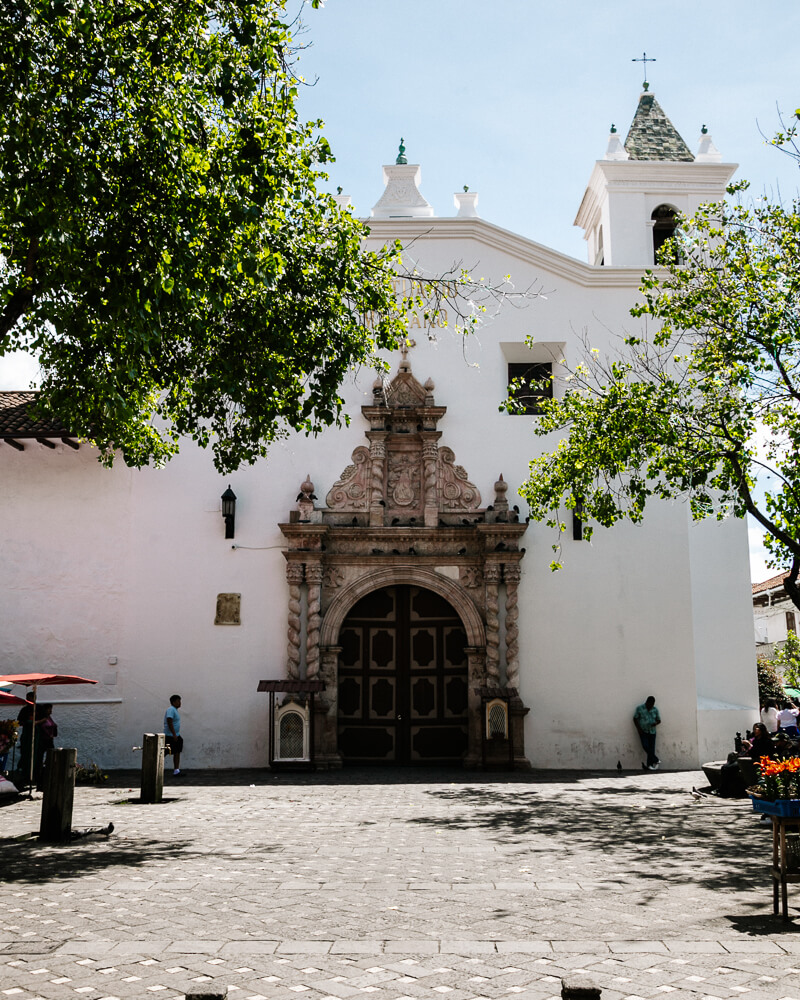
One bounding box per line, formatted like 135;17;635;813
761;700;780;734
777;700;800;738
743;722;777;760
717;722;777;798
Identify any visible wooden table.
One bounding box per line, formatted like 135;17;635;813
771;815;800;919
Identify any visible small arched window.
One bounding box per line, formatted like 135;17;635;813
651;204;679;263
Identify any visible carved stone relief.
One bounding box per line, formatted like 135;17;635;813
387;450;422;511
438;447;481;511
326;446;371;511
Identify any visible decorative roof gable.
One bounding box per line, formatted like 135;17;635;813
624;92;694;162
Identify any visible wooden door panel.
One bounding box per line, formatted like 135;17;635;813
338;585;468;765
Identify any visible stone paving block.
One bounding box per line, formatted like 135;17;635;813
218;941;279;956
607;942;670;954
165;941;225;954
276;941;334;954
769;938;800;953
721;939;788;953
438;941;498;954
384;941;441;954
550;943;611;954
329;941;385;954
51;940;117;955
664;941;728;954
495;942;554;954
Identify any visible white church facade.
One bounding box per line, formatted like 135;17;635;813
0;91;758;771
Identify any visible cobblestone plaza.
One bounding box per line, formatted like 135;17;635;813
2;769;800;999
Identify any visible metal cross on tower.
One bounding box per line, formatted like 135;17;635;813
632;51;656;91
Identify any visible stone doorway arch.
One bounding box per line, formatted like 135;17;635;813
279;357;529;769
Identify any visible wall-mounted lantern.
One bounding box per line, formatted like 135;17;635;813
221;486;237;539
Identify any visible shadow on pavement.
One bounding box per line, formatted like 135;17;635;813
725;913;800;934
0;838;195;884
410;783;770;897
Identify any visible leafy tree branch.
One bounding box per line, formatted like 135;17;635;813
1;0;534;472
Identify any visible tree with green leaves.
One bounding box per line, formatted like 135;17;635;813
1;1;501;472
516;179;800;608
772;632;800;691
758;654;786;708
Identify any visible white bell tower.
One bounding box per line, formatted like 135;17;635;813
574;90;737;266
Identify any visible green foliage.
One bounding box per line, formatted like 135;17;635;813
0;1;425;471
772;632;800;690
517;172;800;607
74;761;108;784
758;655;786;705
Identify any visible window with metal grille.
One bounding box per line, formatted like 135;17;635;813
486;698;509;739
507;362;553;415
279;711;305;759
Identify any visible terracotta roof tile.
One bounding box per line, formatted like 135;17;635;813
752;572;790;595
0;391;73;439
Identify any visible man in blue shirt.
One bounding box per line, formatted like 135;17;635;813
163;694;183;776
633;695;661;771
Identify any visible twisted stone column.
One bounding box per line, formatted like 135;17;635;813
421;434;439;527
286;562;304;679
504;564;521;688
305;561;324;679
484;563;501;684
367;433;387;526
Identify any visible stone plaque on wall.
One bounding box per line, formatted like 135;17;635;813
215;593;241;625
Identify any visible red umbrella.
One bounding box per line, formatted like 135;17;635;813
0;690;32;707
0;673;97;795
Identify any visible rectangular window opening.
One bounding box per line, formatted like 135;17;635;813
507;362;553;415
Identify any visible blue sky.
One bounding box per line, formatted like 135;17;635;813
2;0;797;580
296;0;800;259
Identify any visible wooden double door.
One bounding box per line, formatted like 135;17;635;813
337;585;469;764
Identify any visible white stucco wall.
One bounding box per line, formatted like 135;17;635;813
0;214;758;771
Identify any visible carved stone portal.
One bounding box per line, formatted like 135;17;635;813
280;355;528;770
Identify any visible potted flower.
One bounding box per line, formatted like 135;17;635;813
751;756;800;816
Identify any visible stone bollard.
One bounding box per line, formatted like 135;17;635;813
140;733;165;803
561;978;601;999
184;987;227;1000
39;748;77;843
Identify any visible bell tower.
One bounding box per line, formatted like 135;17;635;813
574;89;737;266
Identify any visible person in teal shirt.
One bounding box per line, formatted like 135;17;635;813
634;696;661;770
163;694;183;776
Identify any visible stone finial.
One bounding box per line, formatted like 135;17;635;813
604;128;629;161
696;128;722;163
424;377;435;405
493;473;509;512
371;154;434;219
399;338;416;372
453;190;479;217
297;474;317;521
